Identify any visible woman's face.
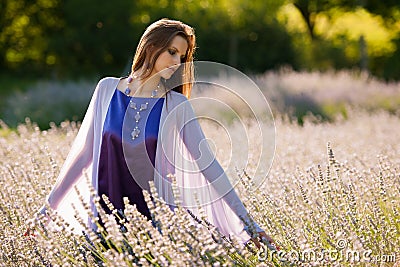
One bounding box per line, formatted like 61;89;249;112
151;35;189;80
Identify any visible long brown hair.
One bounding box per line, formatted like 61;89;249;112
131;18;196;99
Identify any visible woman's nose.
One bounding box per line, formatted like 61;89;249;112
173;55;181;65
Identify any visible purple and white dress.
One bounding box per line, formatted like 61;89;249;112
41;77;262;244
98;90;164;220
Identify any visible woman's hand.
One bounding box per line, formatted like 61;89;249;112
23;217;38;239
251;231;280;250
23;226;36;239
24;205;50;239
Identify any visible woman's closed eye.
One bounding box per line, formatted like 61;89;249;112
168;49;176;56
168;49;185;60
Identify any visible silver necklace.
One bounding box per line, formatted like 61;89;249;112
125;78;160;140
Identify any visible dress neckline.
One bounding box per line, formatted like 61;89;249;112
116;88;165;99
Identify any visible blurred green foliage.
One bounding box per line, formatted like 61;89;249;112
0;0;293;79
0;0;400;129
1;0;398;81
288;0;400;80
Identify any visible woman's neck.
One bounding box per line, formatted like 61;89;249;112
139;76;161;94
129;73;162;97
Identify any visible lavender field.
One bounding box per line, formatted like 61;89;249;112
0;71;399;266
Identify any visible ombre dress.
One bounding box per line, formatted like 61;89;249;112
42;77;262;243
97;88;164;220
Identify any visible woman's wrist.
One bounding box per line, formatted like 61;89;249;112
242;214;264;236
36;204;51;225
37;204;49;218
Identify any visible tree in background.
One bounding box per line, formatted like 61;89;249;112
288;0;400;79
0;0;62;75
0;0;296;78
291;0;399;39
129;0;295;72
51;0;135;77
0;0;399;80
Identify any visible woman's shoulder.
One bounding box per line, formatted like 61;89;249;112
93;77;120;100
167;91;196;118
169;90;189;104
96;77;120;90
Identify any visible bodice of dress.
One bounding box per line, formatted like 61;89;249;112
98;89;164;219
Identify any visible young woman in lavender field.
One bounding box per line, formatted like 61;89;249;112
31;18;277;249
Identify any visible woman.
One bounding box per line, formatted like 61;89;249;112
36;18;275;248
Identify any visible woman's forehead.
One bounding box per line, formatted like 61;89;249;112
169;35;189;53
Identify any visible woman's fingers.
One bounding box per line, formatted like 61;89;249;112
258;231;280;250
251;236;262;248
23;227;36;239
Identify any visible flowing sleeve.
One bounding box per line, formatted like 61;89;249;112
178;97;264;237
38;78;108;231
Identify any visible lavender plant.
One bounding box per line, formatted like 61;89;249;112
0;108;399;266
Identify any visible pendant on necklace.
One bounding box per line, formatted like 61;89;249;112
134;112;141;121
131;127;140;139
140;103;148;110
126;79;161;140
129;101;136;109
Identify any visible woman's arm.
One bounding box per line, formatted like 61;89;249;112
39;79;103;215
179;98;264;234
177;98;280;248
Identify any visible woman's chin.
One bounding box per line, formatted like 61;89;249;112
160;70;175;80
